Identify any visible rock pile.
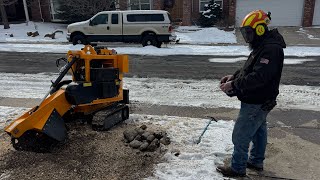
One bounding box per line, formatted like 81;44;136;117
123;125;171;152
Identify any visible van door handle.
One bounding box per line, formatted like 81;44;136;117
107;26;110;30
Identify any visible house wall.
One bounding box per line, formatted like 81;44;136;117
303;0;315;26
29;0;316;27
119;0;128;10
191;0;200;26
30;0;51;22
153;0;163;9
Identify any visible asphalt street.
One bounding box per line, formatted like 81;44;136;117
0;52;320;86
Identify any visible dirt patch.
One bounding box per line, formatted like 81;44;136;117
0;122;166;180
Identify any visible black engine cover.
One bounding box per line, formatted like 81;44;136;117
66;68;120;105
65;82;99;105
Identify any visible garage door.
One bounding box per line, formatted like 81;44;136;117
236;0;304;27
313;0;320;25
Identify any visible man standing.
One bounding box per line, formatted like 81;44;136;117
217;10;286;177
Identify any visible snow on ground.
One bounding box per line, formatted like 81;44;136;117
128;114;234;180
0;73;319;111
0;106;28;129
1;43;320;57
175;26;237;44
0;22;67;43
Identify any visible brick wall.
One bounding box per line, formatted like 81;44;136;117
30;0;51;22
303;0;315;27
191;0;200;25
153;0;164;10
167;0;183;23
182;0;192;25
119;0;128;10
161;0;193;26
228;0;236;27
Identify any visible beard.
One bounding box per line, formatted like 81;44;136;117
249;35;264;51
248;34;266;51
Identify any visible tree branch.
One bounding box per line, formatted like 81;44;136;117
1;0;18;6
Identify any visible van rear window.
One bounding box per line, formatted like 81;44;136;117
127;14;165;22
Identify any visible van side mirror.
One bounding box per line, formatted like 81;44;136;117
89;20;93;26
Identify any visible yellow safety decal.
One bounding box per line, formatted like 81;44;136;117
256;25;265;36
252;20;266;29
83;82;92;87
258;11;262;19
242;14;256;27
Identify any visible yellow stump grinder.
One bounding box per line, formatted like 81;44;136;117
4;45;129;152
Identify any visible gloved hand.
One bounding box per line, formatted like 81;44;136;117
220;75;234;84
220;81;233;93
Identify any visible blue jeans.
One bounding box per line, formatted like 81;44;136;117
231;102;269;174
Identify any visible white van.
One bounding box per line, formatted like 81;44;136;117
67;10;176;47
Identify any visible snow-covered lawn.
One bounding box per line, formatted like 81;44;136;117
0;22;67;43
0;73;319;112
175;26;237;44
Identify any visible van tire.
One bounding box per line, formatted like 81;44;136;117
142;35;158;47
72;35;87;45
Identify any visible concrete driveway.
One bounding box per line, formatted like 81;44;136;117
235;26;320;46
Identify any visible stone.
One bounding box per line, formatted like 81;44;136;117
139;142;149;151
160;135;171;145
136;127;145;135
147;139;160;152
129;140;143;149
140;125;147;130
154;131;166;139
134;135;143;141
141;131;151;140
123;129;138;142
146;134;155;142
171;149;180;157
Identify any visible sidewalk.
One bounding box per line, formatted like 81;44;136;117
235;26;320;46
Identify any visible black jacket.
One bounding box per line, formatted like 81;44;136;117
231;29;286;104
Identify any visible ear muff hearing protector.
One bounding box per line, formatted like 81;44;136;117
256;24;265;36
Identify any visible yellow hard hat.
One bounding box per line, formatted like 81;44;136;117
240;10;271;42
241;10;271;28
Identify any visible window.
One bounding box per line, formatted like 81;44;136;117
127;14;164;22
51;0;61;20
129;0;151;10
92;14;108;25
112;14;119;24
199;0;223;12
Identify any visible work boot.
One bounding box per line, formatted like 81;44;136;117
247;162;263;171
216;165;246;177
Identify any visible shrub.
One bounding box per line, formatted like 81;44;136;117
198;0;222;27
